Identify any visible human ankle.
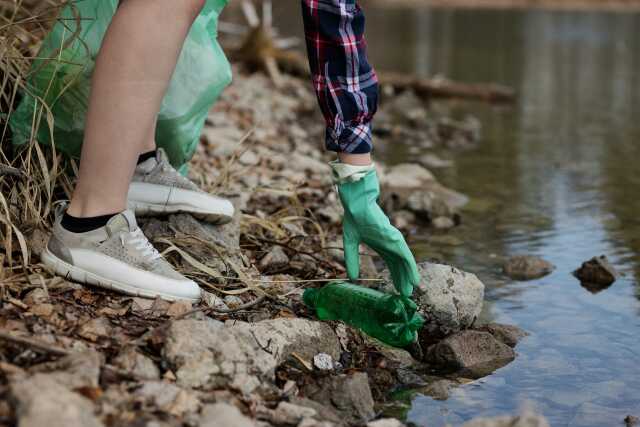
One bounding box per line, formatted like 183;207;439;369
67;195;125;218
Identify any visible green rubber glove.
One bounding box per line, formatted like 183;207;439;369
332;164;420;297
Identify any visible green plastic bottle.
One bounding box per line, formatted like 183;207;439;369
303;281;424;348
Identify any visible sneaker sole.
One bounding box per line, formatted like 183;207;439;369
128;183;234;225
128;200;231;225
41;248;200;302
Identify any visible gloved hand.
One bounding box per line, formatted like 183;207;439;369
331;162;420;297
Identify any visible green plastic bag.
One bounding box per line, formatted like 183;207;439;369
10;0;232;172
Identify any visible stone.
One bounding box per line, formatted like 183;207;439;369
367;419;406;427
166;300;193;318
288;397;344;425
135;381;199;416
382;163;435;188
476;323;528;348
302;372;375;424
381;262;485;340
271;402;317;425
432;216;455;230
313;353;334;371
573;255;619;288
419;154;453;169
200;402;256;427
299;419;337;427
163;318;340;390
426;330;515;378
503;255;555;280
202;291;230;311
47;350;103;390
259;246;290;272
77;317;111;342
11;373;104;427
23;288;49;305
625;415;639;427
462;411;550;427
419;379;457;400
114;347;161;380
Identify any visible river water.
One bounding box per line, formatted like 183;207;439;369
268;4;640;426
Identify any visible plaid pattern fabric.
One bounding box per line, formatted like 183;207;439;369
301;0;378;154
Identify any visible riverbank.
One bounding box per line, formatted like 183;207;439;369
0;68;540;426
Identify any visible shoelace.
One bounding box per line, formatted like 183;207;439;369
123;228;162;261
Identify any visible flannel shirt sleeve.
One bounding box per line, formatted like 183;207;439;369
301;0;378;154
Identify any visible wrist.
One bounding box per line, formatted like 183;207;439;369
338;152;372;166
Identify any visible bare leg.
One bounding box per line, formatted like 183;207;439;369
67;0;205;217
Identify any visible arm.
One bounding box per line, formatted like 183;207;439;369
300;0;378;157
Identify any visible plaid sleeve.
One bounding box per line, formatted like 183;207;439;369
301;0;378;154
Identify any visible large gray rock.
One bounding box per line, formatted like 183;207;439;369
302;372;376;424
11;373;104;427
379;163;468;221
426;330;515;378
163;317;341;391
476;323;528;348
381;262;484;340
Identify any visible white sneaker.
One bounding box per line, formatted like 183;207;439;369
128;148;234;224
41;209;201;301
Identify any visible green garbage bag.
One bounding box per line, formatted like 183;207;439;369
10;0;232;173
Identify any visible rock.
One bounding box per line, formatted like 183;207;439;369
288;397;344;425
200;402;256;427
419;153;453;169
419;379;457;400
271;402;317;425
259;246;290;272
30;303;54;317
462;410;549;427
77;317;111;342
298;419;337;427
114;347;161;380
476;323;528;348
11;373;104;427
625;415;639;427
313;353;334;371
367;419;406;427
166;300;193;318
382;163;435;188
390;210;416;231
381;262;485;340
302;372;375;424
426;330;515;378
46;350;103;390
202;291;230;311
23;288;49;305
573;255;619;288
163;318;340;390
432;216;455;230
135;381;200;416
503;255;555;280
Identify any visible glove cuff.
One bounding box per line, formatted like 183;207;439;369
329;160;376;184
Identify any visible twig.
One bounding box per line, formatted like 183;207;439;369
0;331;70;357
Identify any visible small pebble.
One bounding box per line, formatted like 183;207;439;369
313;353;333;371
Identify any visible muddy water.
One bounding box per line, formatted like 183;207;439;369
268;4;640;426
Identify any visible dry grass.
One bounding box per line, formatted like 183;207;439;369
1;1;80;287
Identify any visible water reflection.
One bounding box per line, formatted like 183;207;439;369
265;4;640;426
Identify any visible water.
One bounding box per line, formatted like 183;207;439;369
267;4;640;426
